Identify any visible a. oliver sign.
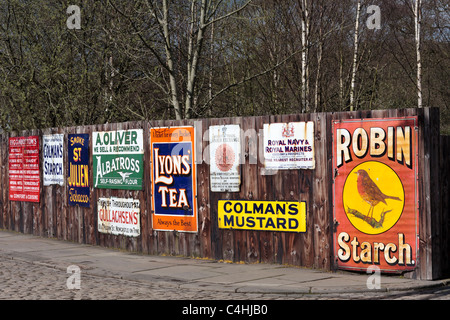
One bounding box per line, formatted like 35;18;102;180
93;129;144;190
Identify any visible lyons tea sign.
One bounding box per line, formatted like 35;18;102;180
332;117;418;273
150;126;198;233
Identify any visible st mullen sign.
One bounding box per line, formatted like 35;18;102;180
332;117;418;273
150;126;197;232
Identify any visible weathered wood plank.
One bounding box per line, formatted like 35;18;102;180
229;116;247;263
440;135;450;278
312;112;331;270
196;118;211;259
423;108;441;280
55;126;65;240
142;120;152;255
255;115;275;264
85;124;96;246
242;115;260;263
270;114;284;265
31;128;43;237
208;116;234;261
41;127;52;238
60;126;70;241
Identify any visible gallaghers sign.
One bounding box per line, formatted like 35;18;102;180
332;117;418;273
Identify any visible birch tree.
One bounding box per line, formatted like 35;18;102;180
299;0;310;113
414;0;422;108
349;0;361;111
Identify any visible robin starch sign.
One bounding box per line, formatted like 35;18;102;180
332;117;418;273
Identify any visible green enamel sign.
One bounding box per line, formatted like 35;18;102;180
93;129;144;190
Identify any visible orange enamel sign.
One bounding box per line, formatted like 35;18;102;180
332;117;418;273
150;126;198;232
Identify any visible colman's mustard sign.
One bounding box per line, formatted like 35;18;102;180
332;117;418;273
218;200;306;233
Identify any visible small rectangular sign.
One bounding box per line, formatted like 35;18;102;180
43;134;64;186
9;136;40;202
263;121;315;169
218;200;306;233
97;197;140;237
209;124;241;192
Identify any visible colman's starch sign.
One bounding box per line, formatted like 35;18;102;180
332;117;418;273
150;126;197;232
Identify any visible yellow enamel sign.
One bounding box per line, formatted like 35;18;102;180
218;200;306;233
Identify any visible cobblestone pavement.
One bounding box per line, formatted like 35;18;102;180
1;256;449;301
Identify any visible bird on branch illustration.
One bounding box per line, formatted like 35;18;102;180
355;169;401;219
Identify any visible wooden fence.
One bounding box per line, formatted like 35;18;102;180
0;108;448;280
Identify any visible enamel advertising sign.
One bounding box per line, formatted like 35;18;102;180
263;121;315;169
97;197;140;237
9;136;40;202
93;129;144;190
150;126;197;232
68;134;90;207
209;124;241;192
218;200;307;233
332;117;418;273
43;134;64;186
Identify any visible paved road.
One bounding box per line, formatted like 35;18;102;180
1;255;449;301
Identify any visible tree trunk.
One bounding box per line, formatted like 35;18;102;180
349;0;361;112
300;0;310;113
415;0;422;108
161;0;182;120
184;0;207;119
314;4;324;113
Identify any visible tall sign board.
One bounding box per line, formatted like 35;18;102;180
332;117;418;273
150;126;197;232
